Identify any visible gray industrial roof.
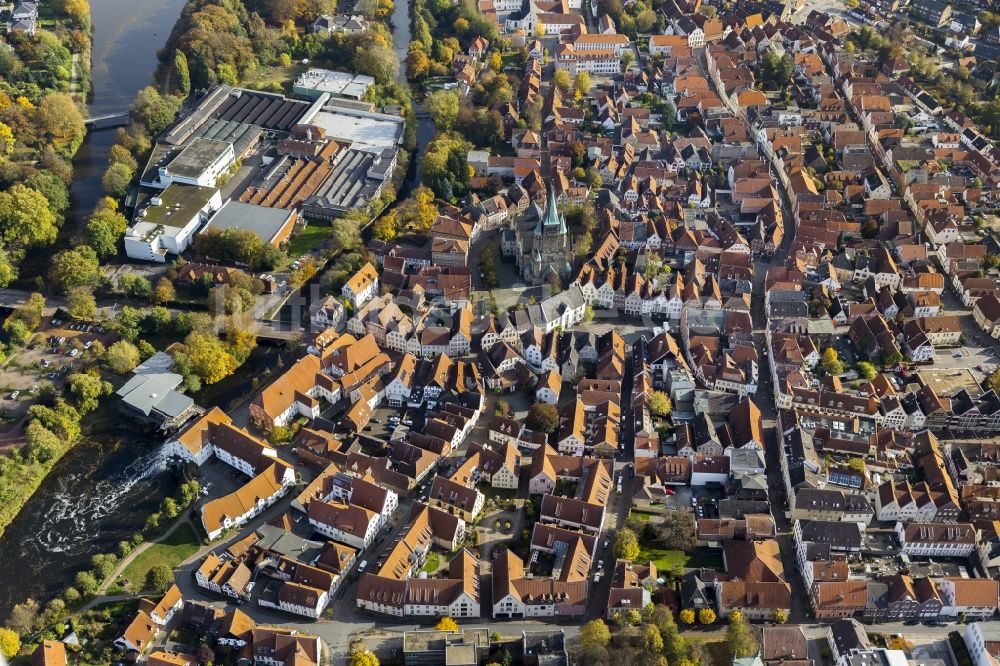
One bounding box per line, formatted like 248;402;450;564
116;372;192;417
193;119;262;158
305;148;379;214
166;138;231;179
203;200;295;244
213;90;310;131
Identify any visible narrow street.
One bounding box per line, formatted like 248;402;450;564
587;348;635;617
699;39;812;622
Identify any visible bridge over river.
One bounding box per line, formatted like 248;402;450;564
84;111;131;129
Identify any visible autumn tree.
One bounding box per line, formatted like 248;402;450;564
642;623;664;655
373;211;397;241
887;636;913;652
395;187;438;231
573;71;592;97
350;651;380;666
613;527;641;560
772;608;788;624
552;69;572;94
48;246;100;293
0;627;20;659
649;391;672;417
435;616;459;631
679;609;695;625
85;205;128;257
105;340;141;375
427;90;460;131
726;610;759;659
174;49;191;95
36;93;85;155
66;286;97;320
406;47;430;80
0;122;14;157
225;321;257;364
0;184;59;248
820;347;844;375
699;608;717;625
856;361;877;380
179;332;238;384
526;402;559;433
153;277;176;305
579;619;611;652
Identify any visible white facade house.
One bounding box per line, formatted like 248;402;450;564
201;463;295;540
342;263;380;309
965;622;1000;666
310;295;346;332
124;186;222;262
308;502;380;549
155;138;236;189
936;579;999;619
895;522;976;558
404;591;480;618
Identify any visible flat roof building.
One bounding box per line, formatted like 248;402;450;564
306;105;404;151
125;184;223;262
202;200;299;247
301;148;396;220
293;68;375;101
158;138;235;189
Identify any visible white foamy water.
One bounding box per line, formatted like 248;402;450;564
30;446;169;554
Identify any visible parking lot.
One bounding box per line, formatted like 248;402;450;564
0;316;111;444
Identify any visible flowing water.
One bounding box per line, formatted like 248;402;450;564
0;0;189;618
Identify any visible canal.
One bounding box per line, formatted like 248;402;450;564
0;0;189;619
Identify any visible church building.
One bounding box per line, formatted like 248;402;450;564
516;187;571;285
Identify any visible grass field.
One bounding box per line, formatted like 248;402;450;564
247;62;308;94
420;552;441;574
117;522;200;593
285;221;332;258
636;543;722;571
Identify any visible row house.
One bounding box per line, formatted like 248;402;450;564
895;521;976;558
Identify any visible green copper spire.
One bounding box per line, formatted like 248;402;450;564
536;186;565;236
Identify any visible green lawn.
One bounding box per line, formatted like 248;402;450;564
116;523;200;593
636;543;722;571
285;221;332;258
420;552;441;574
629;510;656;522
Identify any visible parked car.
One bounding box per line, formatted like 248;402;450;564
8;391;18;399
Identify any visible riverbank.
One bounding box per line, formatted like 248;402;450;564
0;0;192;546
0;428;78;541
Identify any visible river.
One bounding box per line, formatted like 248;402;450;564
392;0;436;200
0;0;189;619
67;0;190;231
